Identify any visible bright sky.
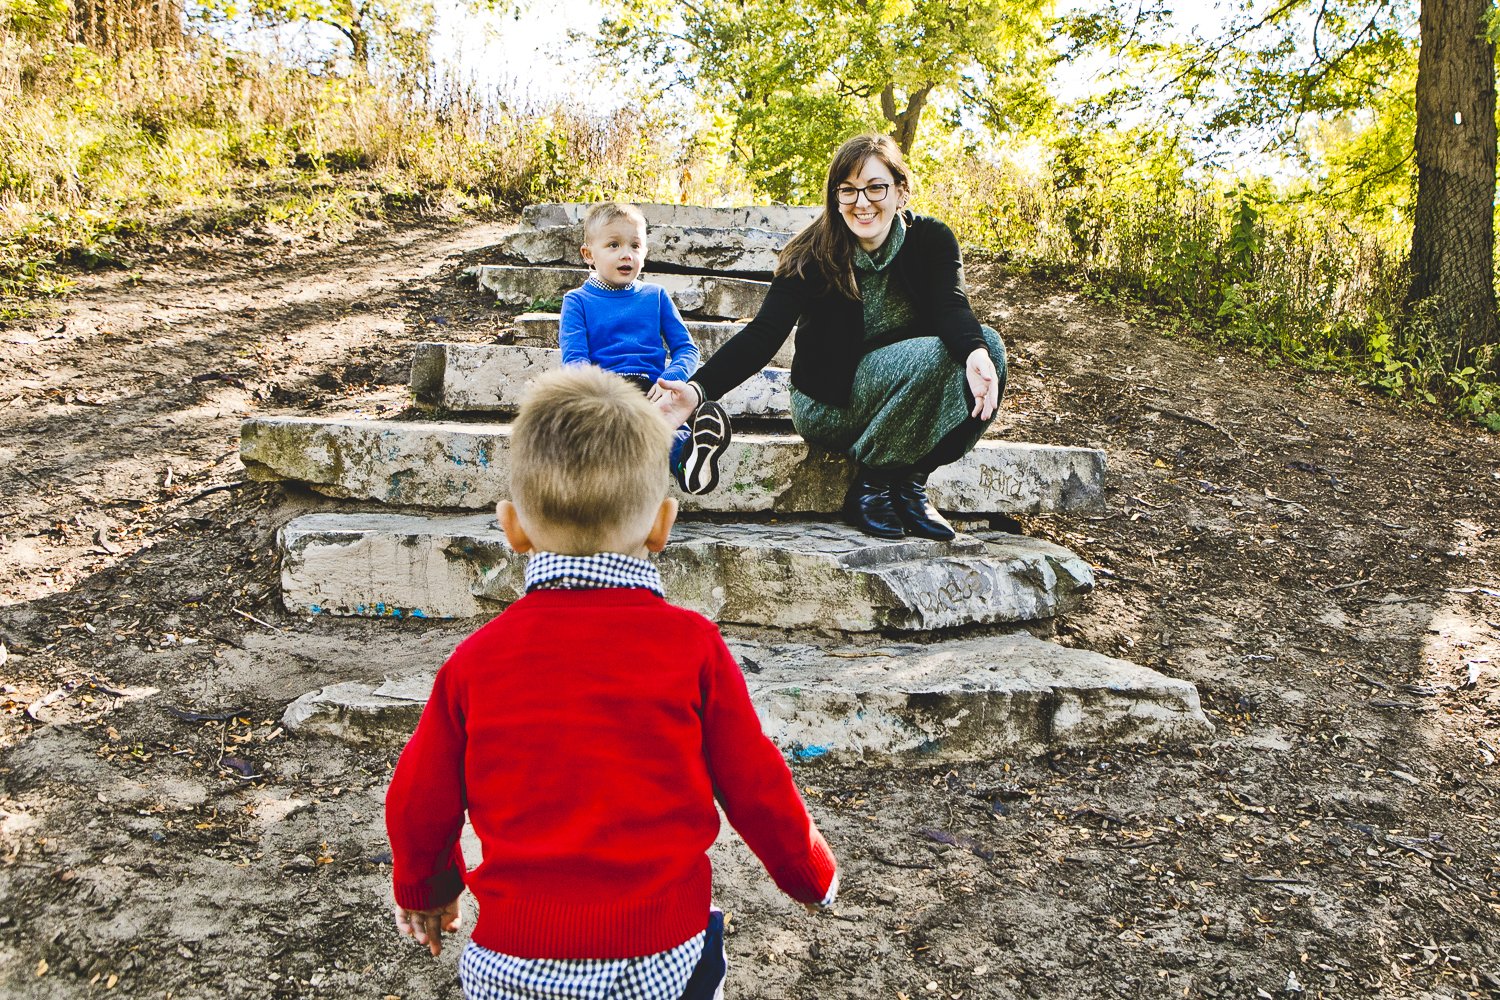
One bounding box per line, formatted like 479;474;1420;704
428;0;1243;114
234;0;1240;108
430;1;613;106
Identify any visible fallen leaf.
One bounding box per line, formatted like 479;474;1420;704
219;756;261;779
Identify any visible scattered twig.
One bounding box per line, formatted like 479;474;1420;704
179;481;247;505
232;607;282;632
869;852;934;870
25;687;69;721
1092;566;1148;586
1263;489;1309;511
1143;402;1241;447
165;706;247;723
1431;862;1467;889
1328;578;1372;593
86;676;132;699
1127;494;1169;510
1244;874;1312;885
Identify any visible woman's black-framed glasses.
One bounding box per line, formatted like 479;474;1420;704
835;182;891;205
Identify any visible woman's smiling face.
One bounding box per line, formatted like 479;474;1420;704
836;156;907;252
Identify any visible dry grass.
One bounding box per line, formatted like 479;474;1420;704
0;30;750;314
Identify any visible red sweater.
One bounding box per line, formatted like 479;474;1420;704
384;588;838;959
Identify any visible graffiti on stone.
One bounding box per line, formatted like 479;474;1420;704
977;465;1026;500
914;567;991;614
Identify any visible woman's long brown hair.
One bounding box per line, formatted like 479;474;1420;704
776;133;912;301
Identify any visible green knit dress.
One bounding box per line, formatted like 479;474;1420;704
790;215;1008;470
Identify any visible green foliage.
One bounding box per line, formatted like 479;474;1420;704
597;0;1052;198
916;133;1498;431
0;36;723;316
735;92;883;202
1;0;68;37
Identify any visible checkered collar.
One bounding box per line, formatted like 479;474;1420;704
524;551;664;597
587;274;639;292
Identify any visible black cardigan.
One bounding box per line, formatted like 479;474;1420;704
692;214;987;407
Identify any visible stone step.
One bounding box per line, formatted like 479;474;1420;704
472;265;768;320
495;224;790;275
409;344;791;418
513;313;795;369
280;633;1212;760
523;203;820;233
276;514;1094;630
241;416;1107;515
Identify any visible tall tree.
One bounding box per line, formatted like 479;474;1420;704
1075;0;1499;373
1406;0;1498;371
597;0;1051;199
244;0;429;78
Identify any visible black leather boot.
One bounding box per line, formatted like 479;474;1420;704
841;467;904;539
890;474;956;541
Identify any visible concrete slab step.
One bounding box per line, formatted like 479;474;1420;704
495;224;790;274
276;514;1094;630
281;633;1212;760
409;343;791;418
241;416;1106;515
513;313;795;369
472;265;768;320
523;203;820;233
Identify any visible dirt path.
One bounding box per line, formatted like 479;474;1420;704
1;217;1499;999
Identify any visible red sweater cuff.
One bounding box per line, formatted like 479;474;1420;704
768;829;839;905
393;865;464;911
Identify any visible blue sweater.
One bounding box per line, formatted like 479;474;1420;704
559;280;699;384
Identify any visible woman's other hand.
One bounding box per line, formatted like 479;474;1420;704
965;348;1000;420
654;378;699;427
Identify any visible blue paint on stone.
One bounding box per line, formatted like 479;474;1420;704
410;609;427;619
356;604;367;614
793;745;830;760
310;605;322;614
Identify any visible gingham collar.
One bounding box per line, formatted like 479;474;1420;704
587;274;639;292
524;550;664;597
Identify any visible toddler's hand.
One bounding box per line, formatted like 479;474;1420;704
653;378;698;427
393;896;461;957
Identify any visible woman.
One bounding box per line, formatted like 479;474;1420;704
657;133;1006;540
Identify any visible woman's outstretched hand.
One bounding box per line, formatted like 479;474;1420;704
654;378;699;427
966;348;1000;420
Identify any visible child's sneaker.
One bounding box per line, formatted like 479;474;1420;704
674;400;731;495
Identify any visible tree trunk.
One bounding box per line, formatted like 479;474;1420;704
1407;0;1499;372
880;82;934;156
330;0;372;75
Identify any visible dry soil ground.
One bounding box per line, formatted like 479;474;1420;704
1;214;1499;1000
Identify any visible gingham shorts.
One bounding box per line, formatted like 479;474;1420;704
458;911;725;1000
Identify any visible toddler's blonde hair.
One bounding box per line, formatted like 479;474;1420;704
509;365;672;552
582;202;647;241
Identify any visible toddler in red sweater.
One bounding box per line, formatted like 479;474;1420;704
384;365;839;999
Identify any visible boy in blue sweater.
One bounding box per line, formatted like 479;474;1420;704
560;202;731;495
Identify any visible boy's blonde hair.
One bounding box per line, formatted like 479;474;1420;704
509;365;673;552
582;202;647;241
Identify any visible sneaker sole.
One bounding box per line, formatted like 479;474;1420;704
679;401;731;494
